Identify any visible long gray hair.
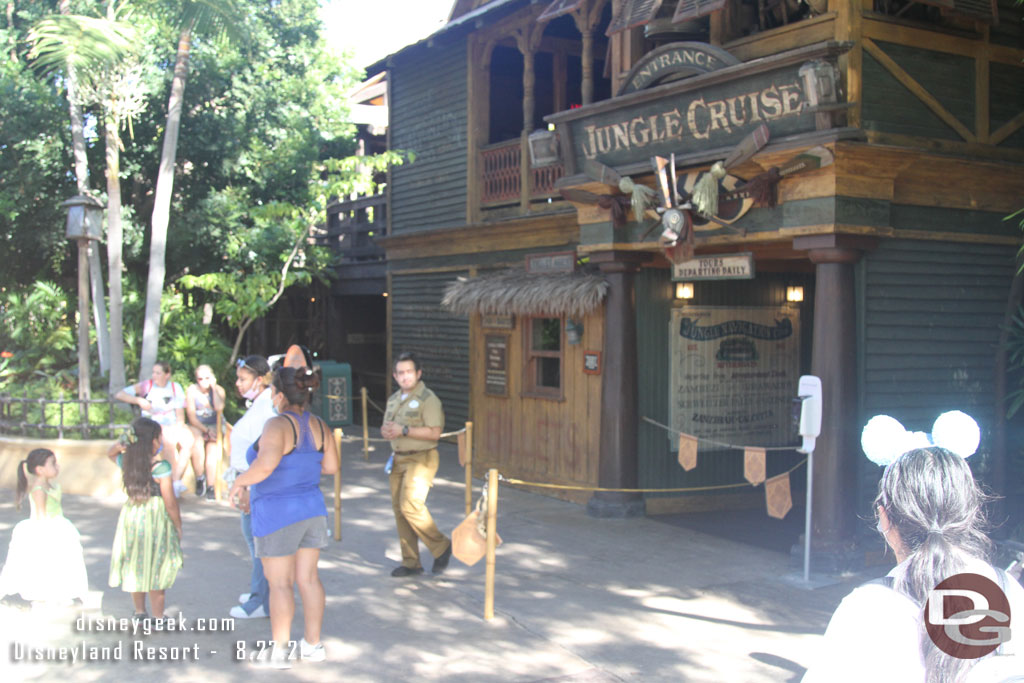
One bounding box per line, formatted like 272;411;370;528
875;446;994;682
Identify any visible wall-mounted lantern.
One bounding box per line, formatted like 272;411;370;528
528;126;560;168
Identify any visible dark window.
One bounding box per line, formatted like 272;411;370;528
523;316;563;398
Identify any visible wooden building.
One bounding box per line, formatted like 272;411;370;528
370;0;1024;568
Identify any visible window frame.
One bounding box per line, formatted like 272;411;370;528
521;315;565;401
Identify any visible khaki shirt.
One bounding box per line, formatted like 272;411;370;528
384;381;444;452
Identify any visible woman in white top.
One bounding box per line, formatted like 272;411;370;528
225;355;277;619
804;447;1024;682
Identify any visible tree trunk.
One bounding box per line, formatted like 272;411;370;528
140;24;192;373
105;117;127;391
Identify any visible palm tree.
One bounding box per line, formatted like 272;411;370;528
139;0;245;373
29;4;145;393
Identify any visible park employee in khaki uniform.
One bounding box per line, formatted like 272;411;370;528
381;352;453;577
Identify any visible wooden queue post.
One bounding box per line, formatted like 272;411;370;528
464;421;473;516
361;387;370;460
333;427;343;541
484;467;498;621
214;412;225;501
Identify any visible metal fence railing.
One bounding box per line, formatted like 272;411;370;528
0;394;132;440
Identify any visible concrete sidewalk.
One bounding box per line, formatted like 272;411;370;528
0;441;876;682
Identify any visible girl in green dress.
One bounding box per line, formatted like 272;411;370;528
108;417;183;619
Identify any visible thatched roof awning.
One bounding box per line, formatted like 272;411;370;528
442;270;608;318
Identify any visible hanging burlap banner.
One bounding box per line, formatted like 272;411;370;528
765;472;792;519
457;432;467;467
678;433;698;471
744;447;766;485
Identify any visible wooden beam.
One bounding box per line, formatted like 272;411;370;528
990;111;1024;147
863;38;976;143
864;130;1024;163
724;12;837;62
863;16;1024;67
975;27;989;143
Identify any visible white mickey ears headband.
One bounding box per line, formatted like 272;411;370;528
861;410;980;466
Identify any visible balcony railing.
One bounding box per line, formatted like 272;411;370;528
323;193;386;262
480;139;564;206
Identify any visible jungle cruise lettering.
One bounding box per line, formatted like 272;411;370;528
579;82;805;160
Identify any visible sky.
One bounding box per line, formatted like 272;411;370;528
320;0;455;69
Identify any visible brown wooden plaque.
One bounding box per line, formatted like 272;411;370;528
485;335;509;396
482;314;515;329
526;251;576;274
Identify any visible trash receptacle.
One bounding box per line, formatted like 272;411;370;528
313;361;352;427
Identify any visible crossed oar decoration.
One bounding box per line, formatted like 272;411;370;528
560;123;834;264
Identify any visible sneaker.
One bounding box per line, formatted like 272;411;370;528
300;638;326;662
195;476;207;497
390;566;423;577
254;644;291;670
172;480;186;498
230;604;268;619
204;485;216;500
238;593;252;604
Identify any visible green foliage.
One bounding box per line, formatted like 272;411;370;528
0;281;77;383
156;286;232;382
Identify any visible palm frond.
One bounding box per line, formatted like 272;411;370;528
27;14;139;75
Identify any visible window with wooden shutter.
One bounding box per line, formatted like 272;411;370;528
672;0;727;22
522;316;564;399
538;0;585;23
606;0;664;36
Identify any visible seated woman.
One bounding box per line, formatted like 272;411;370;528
803;442;1024;682
185;364;226;499
228;367;339;668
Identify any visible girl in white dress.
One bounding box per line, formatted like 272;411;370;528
0;448;89;604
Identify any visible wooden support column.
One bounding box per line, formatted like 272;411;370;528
795;235;875;568
586;250;651;518
581;28;594;104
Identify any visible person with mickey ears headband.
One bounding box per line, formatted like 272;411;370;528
228;365;339;668
802;411;1024;683
224;355;276;620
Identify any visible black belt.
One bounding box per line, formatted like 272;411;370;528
393;448;434;455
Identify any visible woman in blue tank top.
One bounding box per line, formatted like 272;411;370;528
228;367;340;668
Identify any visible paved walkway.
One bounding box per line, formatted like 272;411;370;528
0;441;879;682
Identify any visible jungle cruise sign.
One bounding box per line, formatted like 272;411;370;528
546;41;850;172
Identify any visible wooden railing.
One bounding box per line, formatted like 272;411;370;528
324;193;386;263
480;139;564;205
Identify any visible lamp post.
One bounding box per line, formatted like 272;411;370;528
63;195;104;413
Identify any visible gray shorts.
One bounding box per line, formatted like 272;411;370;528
254;516;329;558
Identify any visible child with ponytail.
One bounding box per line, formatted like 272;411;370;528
108;417;183;619
0;448;89;605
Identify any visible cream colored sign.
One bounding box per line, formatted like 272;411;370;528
672;253;754;281
669;305;800;447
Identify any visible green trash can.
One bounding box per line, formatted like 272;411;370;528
313;361;352;428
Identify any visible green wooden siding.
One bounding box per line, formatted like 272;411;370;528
636;268;814;500
990;62;1024;149
390;271;471;428
862;49;969;141
389;40;468;233
858;239;1016;509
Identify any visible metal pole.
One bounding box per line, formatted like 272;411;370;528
76;239;91;410
333;428;343;541
465;421;474;517
215;412;225;501
361;386;369;460
484;468;498;621
804;449;814;583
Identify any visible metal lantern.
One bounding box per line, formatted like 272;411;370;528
565;318;584;345
62;195;104;240
528;128;560;168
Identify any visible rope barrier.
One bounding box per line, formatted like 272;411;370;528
641;416;800;452
338;426;467;445
497;457;807;494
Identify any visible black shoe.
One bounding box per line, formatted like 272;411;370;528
432;542;453;574
195;476;207;497
204;485;216;500
390;566;423;578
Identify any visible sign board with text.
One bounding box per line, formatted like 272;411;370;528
672;252;755;281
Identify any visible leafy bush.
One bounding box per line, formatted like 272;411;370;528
0;280;76;386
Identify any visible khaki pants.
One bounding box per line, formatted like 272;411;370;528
389;448;449;568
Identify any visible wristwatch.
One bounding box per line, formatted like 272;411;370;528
402;425;409;437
